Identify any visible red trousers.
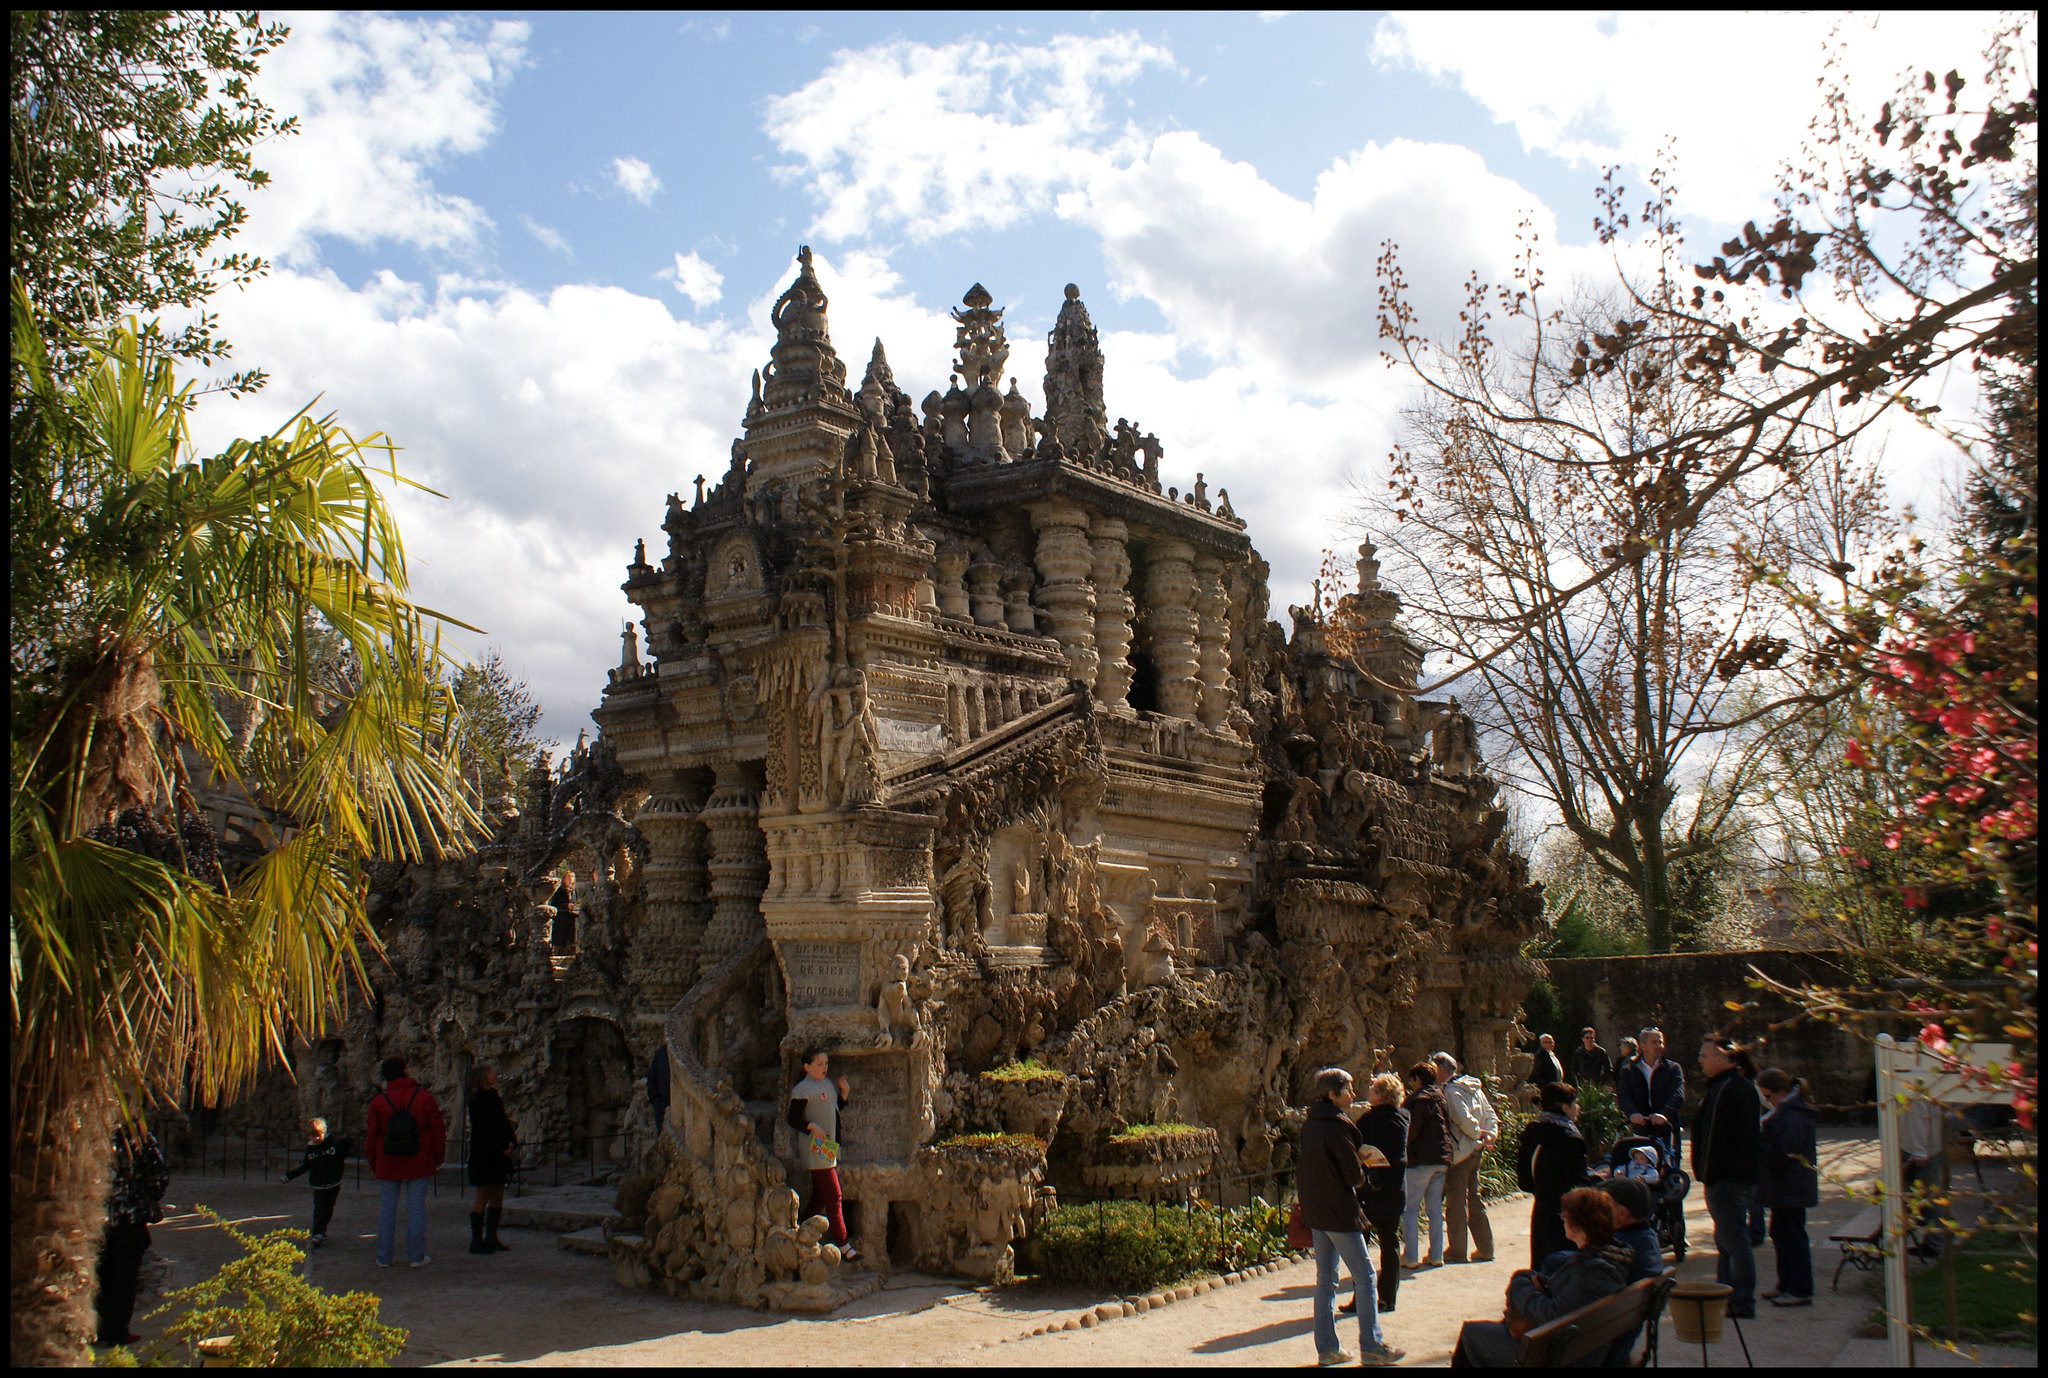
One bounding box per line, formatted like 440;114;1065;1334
806;1167;848;1247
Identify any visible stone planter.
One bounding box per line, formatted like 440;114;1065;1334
985;1071;1072;1141
1669;1281;1732;1343
1079;1125;1220;1196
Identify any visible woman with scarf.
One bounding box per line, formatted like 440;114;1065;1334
1517;1081;1597;1268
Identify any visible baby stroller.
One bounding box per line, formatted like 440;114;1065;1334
1608;1132;1690;1261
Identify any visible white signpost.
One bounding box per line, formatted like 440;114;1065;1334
1872;1034;2016;1368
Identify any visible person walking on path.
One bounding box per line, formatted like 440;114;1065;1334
1434;1052;1498;1265
1571;1028;1611;1087
1755;1067;1818;1306
466;1065;517;1255
1343;1071;1409;1319
281;1117;351;1247
1300;1067;1405;1366
366;1056;447;1268
1692;1036;1764;1317
1450;1189;1636;1367
1400;1060;1453;1270
1528;1033;1564;1088
1517;1081;1597;1268
95;1124;169;1348
788;1046;859;1261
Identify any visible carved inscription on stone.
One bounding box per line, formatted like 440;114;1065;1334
836;1051;914;1166
877;717;947;759
783;940;862;1008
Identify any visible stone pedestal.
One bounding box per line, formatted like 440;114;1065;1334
1143;538;1201;719
967;552;1004;628
1001;562;1037;635
1090;517;1133;709
1030;502;1098;690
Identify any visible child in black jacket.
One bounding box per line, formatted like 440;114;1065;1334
282;1117;353;1245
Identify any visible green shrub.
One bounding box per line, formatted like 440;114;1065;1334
981;1059;1064;1083
1575;1082;1626;1162
112;1207;406;1367
1035;1196;1291;1294
1480;1086;1532;1201
933;1132;1046;1152
1108;1121;1205;1143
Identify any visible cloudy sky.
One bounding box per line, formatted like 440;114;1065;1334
180;10;2014;751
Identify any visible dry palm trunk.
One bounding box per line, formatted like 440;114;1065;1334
12;641;166;1365
9;1069;118;1366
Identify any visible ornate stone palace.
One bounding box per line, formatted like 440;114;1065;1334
586;249;1540;1304
224;248;1539;1312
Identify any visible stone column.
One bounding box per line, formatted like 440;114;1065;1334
632;790;708;1013
1001;561;1037;634
936;546;971;619
1090;517;1133;709
698;760;767;972
1194;555;1234;728
1030;502;1098;688
967;551;1004;628
1143;538;1201;719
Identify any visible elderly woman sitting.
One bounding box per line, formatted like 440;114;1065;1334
1451;1188;1638;1367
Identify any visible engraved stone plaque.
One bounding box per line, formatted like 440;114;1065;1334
835;1050;915;1166
782;940;862;1009
877;717;946;759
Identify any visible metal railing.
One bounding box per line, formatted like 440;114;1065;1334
175;1125;641;1197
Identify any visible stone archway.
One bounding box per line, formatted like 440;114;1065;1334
546;1016;634;1169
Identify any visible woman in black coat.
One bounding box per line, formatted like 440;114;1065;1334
1755;1068;1819;1304
1517;1081;1597;1268
467;1064;518;1254
1350;1072;1410;1316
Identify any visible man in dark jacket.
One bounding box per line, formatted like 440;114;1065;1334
1755;1068;1818;1306
1615;1027;1685;1143
1300;1068;1404;1366
1570;1028;1612;1087
1692;1037;1764;1317
1401;1062;1453;1269
1529;1034;1564;1088
1596;1177;1665;1365
367;1056;448;1268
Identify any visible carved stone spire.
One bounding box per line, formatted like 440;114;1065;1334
862;337;894;392
761;245;847;409
952;282;1010;387
1044;283;1107;459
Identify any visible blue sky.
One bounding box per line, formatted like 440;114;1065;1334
182;10;2018;751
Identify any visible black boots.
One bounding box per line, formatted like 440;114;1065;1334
469;1211;491;1254
484;1205;509;1252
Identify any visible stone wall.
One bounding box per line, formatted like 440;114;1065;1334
1537;950;1903;1119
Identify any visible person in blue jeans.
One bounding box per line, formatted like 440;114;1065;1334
366;1056;448;1268
1298;1066;1406;1366
1692;1036;1764;1317
1755;1067;1818;1305
1401;1060;1453;1268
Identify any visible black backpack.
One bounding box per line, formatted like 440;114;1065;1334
379;1088;422;1158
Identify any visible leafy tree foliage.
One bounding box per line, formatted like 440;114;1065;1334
8;10;292;389
448;649;553;795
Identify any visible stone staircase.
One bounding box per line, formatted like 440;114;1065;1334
500;1184;618;1256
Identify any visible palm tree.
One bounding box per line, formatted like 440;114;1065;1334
9;282;480;1365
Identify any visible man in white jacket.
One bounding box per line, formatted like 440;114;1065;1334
1433;1052;1499;1264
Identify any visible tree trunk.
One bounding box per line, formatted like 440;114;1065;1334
9;1066;117;1366
1640;815;1673;954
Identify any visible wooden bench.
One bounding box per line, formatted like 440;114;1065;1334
1513;1269;1677;1368
1829;1205;1884;1290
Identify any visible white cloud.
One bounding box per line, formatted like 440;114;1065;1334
611;156;662;204
679;19;729;41
228;12;527;267
662;251;725;308
763;32;1172;241
521;215;571;257
1370;11;2013;224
